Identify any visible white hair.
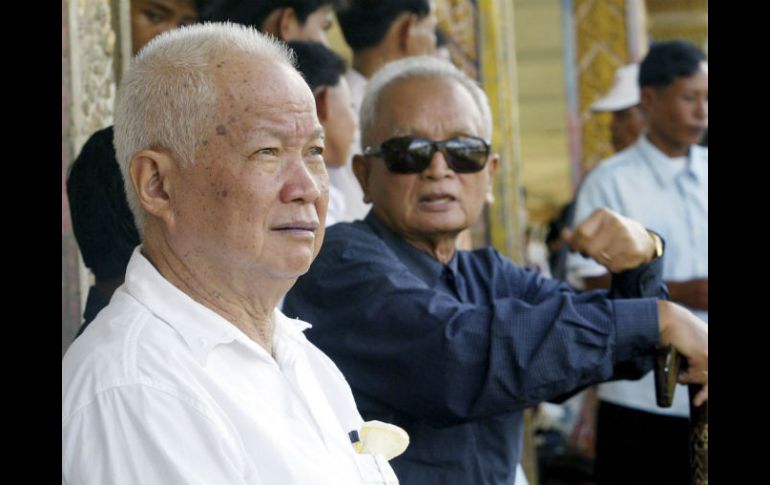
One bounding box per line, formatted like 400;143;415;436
359;56;493;148
113;22;296;236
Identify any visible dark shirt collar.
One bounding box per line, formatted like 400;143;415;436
364;210;459;288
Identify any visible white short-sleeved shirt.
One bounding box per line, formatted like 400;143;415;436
62;249;398;485
567;135;708;416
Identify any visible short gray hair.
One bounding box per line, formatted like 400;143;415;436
359;56;493;148
113;22;296;235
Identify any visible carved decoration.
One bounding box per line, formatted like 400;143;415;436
69;0;117;153
436;0;479;81
574;0;630;173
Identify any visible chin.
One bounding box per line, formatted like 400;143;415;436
261;251;316;280
265;265;311;282
283;258;314;277
421;213;468;231
422;221;468;237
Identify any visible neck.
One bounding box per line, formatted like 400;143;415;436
646;131;690;158
403;234;458;265
353;48;398;79
142;227;287;355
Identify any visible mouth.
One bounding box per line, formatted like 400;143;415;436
271;221;320;234
419;192;457;204
418;192;458;211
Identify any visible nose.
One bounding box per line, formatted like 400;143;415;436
279;158;325;204
421;149;453;180
695;96;708;121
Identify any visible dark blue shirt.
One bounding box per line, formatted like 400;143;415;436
283;212;665;485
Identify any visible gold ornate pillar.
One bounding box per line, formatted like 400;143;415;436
573;0;639;174
435;0;480;82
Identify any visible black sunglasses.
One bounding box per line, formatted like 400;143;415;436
363;135;491;174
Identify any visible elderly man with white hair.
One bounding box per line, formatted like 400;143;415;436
283;56;708;485
62;23;401;484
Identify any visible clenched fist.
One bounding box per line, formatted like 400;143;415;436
563;208;658;273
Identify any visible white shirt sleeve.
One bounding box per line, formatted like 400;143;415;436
62;383;259;485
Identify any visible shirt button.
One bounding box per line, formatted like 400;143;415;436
199;338;207;348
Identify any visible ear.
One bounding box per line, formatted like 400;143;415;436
393;13;413;54
403;14;428;54
128;149;177;230
639;86;656;114
484;154;500;205
314;86;330;123
260;9;283;38
352;154;373;203
278;7;301;40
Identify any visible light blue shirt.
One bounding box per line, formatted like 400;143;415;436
567;134;708;416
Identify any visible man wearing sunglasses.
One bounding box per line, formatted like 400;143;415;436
283;56;708;485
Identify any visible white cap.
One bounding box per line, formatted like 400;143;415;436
591;64;640;112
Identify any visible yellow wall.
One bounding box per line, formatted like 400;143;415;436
646;0;707;52
513;0;572;225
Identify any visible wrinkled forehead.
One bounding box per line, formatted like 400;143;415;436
213;56;314;114
207;56;320;142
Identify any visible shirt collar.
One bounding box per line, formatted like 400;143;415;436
688;144;708;182
364;211;459;287
637;134;706;187
345;68;368;101
124;248;312;366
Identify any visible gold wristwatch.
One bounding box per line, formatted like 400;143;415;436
647;230;663;260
